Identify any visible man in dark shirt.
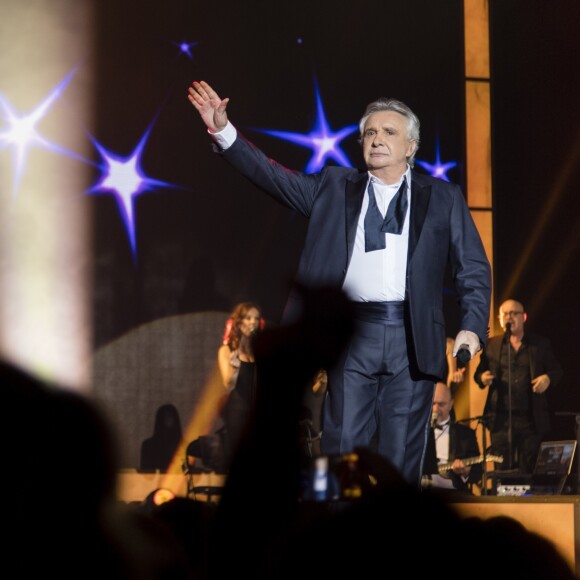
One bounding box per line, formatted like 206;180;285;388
474;299;563;473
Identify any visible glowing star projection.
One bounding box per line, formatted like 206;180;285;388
0;69;78;195
256;85;358;174
173;40;199;59
416;140;457;182
89;128;173;258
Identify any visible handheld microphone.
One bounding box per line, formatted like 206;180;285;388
431;410;439;429
456;345;471;368
504;322;512;338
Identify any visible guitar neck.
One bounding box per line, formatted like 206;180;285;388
438;454;502;474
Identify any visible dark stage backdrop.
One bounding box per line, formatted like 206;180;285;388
91;0;467;466
88;0;580;467
489;1;580;439
91;0;465;345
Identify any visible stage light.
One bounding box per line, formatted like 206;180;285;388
0;1;95;390
255;80;357;174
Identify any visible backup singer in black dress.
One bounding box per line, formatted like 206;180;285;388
218;302;263;463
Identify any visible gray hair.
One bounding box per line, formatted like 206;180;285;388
358;98;421;166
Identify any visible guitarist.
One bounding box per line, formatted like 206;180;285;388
422;382;482;493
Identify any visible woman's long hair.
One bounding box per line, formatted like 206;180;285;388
222;302;263;351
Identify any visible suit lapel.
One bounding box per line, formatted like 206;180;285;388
345;173;368;262
449;424;457;457
409;171;431;261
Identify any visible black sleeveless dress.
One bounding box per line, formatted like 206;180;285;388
222;360;257;461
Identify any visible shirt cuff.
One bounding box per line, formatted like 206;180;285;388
209;121;237;150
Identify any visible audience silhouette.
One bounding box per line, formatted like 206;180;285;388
200;285;575;580
4;286;576;579
4;361;189;579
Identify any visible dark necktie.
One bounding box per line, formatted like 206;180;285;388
364;176;408;253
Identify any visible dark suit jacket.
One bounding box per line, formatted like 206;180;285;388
424;422;483;491
220;134;491;380
474;333;563;434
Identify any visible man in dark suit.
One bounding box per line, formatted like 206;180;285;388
422;381;482;493
474;298;563;473
187;80;491;487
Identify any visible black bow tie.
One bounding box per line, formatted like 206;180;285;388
364;177;408;252
435;422;449;430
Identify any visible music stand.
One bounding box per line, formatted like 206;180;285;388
456;414;492;495
505;332;514;470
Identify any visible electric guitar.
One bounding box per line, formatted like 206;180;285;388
438;454;503;474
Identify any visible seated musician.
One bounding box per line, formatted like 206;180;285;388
422;382;483;493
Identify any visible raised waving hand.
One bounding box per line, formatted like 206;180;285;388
187;80;229;133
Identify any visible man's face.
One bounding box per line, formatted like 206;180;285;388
432;383;453;422
498;300;526;333
362;110;416;173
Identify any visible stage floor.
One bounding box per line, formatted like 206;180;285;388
118;471;580;576
449;495;580;576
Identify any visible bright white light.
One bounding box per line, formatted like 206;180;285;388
0;2;93;391
0;70;76;195
89;128;174;258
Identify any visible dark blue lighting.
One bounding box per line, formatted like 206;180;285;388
173;40;199;59
416;139;457;182
255;84;358;174
88;127;174;259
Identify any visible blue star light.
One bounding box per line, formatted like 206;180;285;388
416;139;457;182
172;40;199;59
89;127;174;258
0;69;79;195
256;84;358;174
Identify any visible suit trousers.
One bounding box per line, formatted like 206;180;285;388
321;302;435;486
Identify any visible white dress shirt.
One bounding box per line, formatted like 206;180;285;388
342;172;411;302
